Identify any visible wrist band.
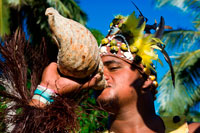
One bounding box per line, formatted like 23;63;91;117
32;95;50;104
37;85;57;94
33;85;57;103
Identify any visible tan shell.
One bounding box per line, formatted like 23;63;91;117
45;7;106;90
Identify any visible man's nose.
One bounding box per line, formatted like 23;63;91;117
103;68;110;81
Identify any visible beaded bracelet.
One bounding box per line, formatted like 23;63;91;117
33;85;57;103
32;95;50;104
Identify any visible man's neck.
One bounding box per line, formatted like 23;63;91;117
109;101;165;133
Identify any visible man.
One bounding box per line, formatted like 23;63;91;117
30;58;200;132
29;12;200;132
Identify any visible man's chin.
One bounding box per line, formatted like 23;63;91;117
97;94;119;112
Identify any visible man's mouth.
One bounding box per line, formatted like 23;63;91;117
94;84;112;98
105;84;112;88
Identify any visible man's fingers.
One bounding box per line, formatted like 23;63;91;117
54;73;102;95
82;74;101;89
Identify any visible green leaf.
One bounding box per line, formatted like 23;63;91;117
162;29;200;49
158;50;200;116
0;0;10;37
90;28;104;45
193;20;200;29
6;0;27;8
154;0;200;25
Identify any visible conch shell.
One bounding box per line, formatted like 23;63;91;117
45;7;106;90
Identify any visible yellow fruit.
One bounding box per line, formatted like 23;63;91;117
101;38;109;45
149;75;156;81
110;46;119;52
153;81;158;88
110;39;117;46
143;68;151;75
110;22;113;28
120;43;128;51
130;46;138;53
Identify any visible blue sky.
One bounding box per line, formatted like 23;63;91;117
79;0;195;112
79;0;194;36
79;0;195;83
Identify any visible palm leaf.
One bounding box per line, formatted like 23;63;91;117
154;0;187;10
89;28;104;45
0;0;10;37
186;110;200;122
6;0;27;9
47;0;73;18
158;50;200;115
3;0;88;62
193;20;200;29
154;0;200;19
162;29;200;49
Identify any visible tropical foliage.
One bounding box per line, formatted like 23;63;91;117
78;90;108;132
0;0;108;132
0;0;88;61
155;0;200;122
0;0;87;37
154;0;200;13
90;29;105;45
0;0;10;37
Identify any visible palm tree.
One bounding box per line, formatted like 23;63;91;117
0;0;87;37
0;0;88;61
154;0;200;122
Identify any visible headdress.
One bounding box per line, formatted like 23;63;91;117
99;10;175;89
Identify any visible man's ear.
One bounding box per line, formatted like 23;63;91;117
142;78;153;89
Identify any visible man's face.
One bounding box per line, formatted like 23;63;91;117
97;56;144;112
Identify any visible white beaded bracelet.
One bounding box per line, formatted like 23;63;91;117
32;95;50;104
33;85;57;104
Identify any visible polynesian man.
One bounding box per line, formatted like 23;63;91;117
26;12;200;132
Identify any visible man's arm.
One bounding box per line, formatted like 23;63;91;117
30;62;101;107
189;122;200;133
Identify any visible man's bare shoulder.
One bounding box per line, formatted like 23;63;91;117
188;122;200;133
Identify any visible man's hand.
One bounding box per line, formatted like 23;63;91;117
30;62;101;107
40;62;101;95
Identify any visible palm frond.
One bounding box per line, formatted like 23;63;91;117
4;0;88;62
186;110;200;122
2;0;87;44
0;0;10;37
6;0;27;10
193;20;200;29
154;0;187;11
0;28;49;100
175;50;200;71
162;29;200;49
89;28;104;45
158;50;200;115
154;0;200;19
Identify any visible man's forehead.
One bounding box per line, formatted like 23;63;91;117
103;60;122;66
101;56;125;65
